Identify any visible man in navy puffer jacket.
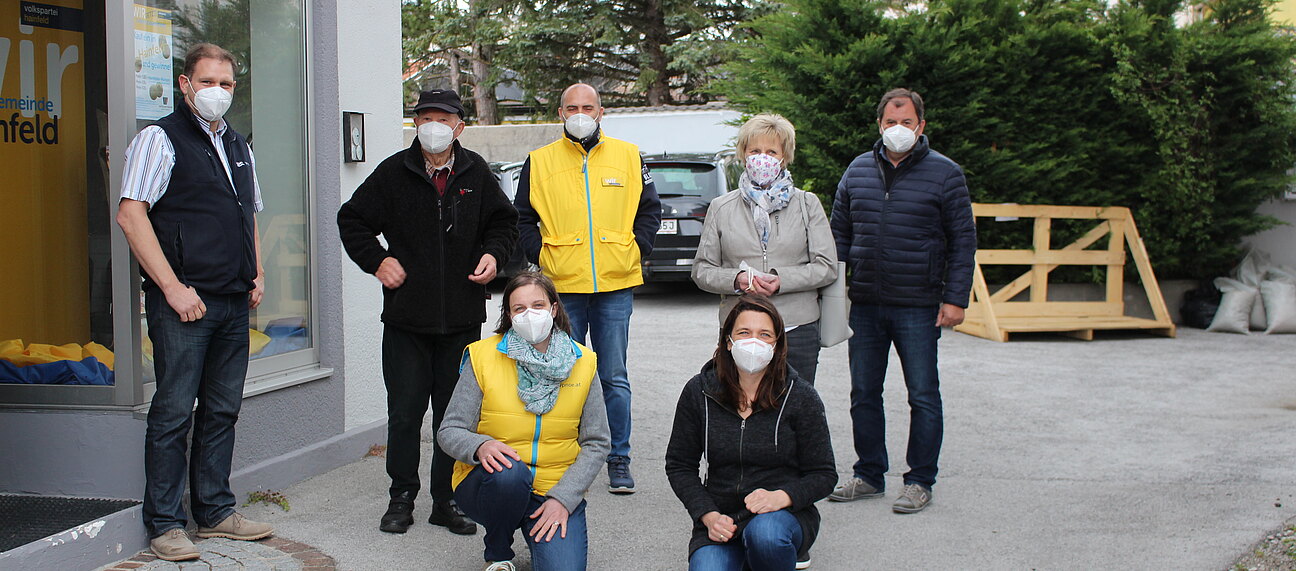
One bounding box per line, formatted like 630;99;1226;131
828;88;976;514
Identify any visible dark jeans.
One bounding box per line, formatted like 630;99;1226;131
455;462;589;570
784;321;821;385
847;303;943;490
561;288;633;460
688;510;803;571
383;325;479;502
143;290;249;538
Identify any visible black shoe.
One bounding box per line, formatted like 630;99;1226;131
428;500;478;535
379;491;415;533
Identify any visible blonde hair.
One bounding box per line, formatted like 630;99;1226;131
736;113;796;165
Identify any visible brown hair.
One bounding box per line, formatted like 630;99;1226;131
494;271;573;337
712;294;789;413
876;88;925;121
183;43;237;77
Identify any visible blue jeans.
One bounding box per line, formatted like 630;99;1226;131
847;303;943;490
142;290;249;538
688;510;803;571
454;462;588;571
561;288;633;459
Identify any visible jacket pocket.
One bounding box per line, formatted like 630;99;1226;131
594;228;640;279
539;231;589;284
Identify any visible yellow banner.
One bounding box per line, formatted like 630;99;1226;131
0;0;89;345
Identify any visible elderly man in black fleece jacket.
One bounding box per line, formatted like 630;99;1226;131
337;89;518;536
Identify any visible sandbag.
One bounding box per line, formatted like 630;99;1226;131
1261;279;1296;334
1207;277;1256;334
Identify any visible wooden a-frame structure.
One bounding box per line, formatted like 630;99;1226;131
955;204;1177;342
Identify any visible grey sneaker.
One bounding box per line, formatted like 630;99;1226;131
892;483;932;513
149;528;199;561
195;512;274;540
828;477;884;502
483;561;517;571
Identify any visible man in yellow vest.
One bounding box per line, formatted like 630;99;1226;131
514;83;661;493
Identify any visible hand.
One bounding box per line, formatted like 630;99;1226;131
744;488;792;514
468;253;497;284
375;257;406;289
164;283;206;322
752;275;780;296
249;274;265;310
936;303;966;327
701;511;738;543
734;270;752;292
475;439;520;473
528;498;570;542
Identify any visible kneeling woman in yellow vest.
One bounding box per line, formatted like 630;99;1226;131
439;272;611;571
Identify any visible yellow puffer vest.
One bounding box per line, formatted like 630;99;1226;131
527;135;645;293
451;334;598;497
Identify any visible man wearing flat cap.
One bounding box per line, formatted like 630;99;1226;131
338;89;519;535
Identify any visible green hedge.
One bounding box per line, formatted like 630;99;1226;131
719;0;1296;280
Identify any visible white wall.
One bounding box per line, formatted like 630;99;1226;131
1245;199;1296;270
600;109;742;155
336;2;403;431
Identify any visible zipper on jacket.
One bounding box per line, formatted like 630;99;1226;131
582;151;598;292
437;193;447;319
736;417;746;494
530;415;543;471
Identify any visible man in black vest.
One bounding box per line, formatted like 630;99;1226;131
338;89;518;536
117;43;273;562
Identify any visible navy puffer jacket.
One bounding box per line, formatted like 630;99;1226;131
830;136;977;308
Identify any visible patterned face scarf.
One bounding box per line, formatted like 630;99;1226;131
506;329;578;415
738;153;795;245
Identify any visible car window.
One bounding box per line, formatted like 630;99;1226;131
647;163;720;199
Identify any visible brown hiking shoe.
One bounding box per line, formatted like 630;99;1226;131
149;528;199;561
195;512;274;540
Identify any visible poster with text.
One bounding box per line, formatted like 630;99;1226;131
133;4;172;121
0;0;90;344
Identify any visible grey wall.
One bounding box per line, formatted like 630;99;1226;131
455;124;564;163
0;410;144;499
1245;199;1296;269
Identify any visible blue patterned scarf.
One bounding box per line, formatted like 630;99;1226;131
738;169;795;245
506;329;577;415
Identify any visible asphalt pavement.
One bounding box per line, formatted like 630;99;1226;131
236;282;1296;570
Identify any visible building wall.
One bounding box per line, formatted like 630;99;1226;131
1245;199;1296;270
1273;0;1296;25
336;0;404;431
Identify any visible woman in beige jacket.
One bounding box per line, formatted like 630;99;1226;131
691;114;837;386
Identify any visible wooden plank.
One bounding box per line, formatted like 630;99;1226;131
991;301;1123;318
1124;214;1175;332
1059;329;1095;341
1031;217;1051;302
971;264;1002;341
989;221;1112;303
972;203;1129;220
1106;217;1126;310
978;250;1125;266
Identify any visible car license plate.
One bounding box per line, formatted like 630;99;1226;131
659;219;678;235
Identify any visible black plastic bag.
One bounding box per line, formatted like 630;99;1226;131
1180;279;1222;329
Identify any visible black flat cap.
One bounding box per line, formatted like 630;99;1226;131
412;89;465;117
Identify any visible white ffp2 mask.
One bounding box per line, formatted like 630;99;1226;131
418;121;456;155
190;85;232;122
512;308;555;344
881;124;917;154
730;337;774;374
564;113;598;140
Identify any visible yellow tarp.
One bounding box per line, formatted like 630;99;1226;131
0;339;116;370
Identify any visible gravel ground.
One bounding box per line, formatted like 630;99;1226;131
1232;515;1296;571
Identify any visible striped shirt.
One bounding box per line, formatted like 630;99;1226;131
120;115;264;212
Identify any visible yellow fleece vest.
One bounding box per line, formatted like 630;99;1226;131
527;135;646;293
451;334;598;497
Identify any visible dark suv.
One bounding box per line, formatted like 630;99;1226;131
642;152;739;282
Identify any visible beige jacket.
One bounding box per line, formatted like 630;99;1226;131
691;189;837;326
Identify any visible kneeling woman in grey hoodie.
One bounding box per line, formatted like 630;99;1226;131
666;294;837;571
440;272;611;571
